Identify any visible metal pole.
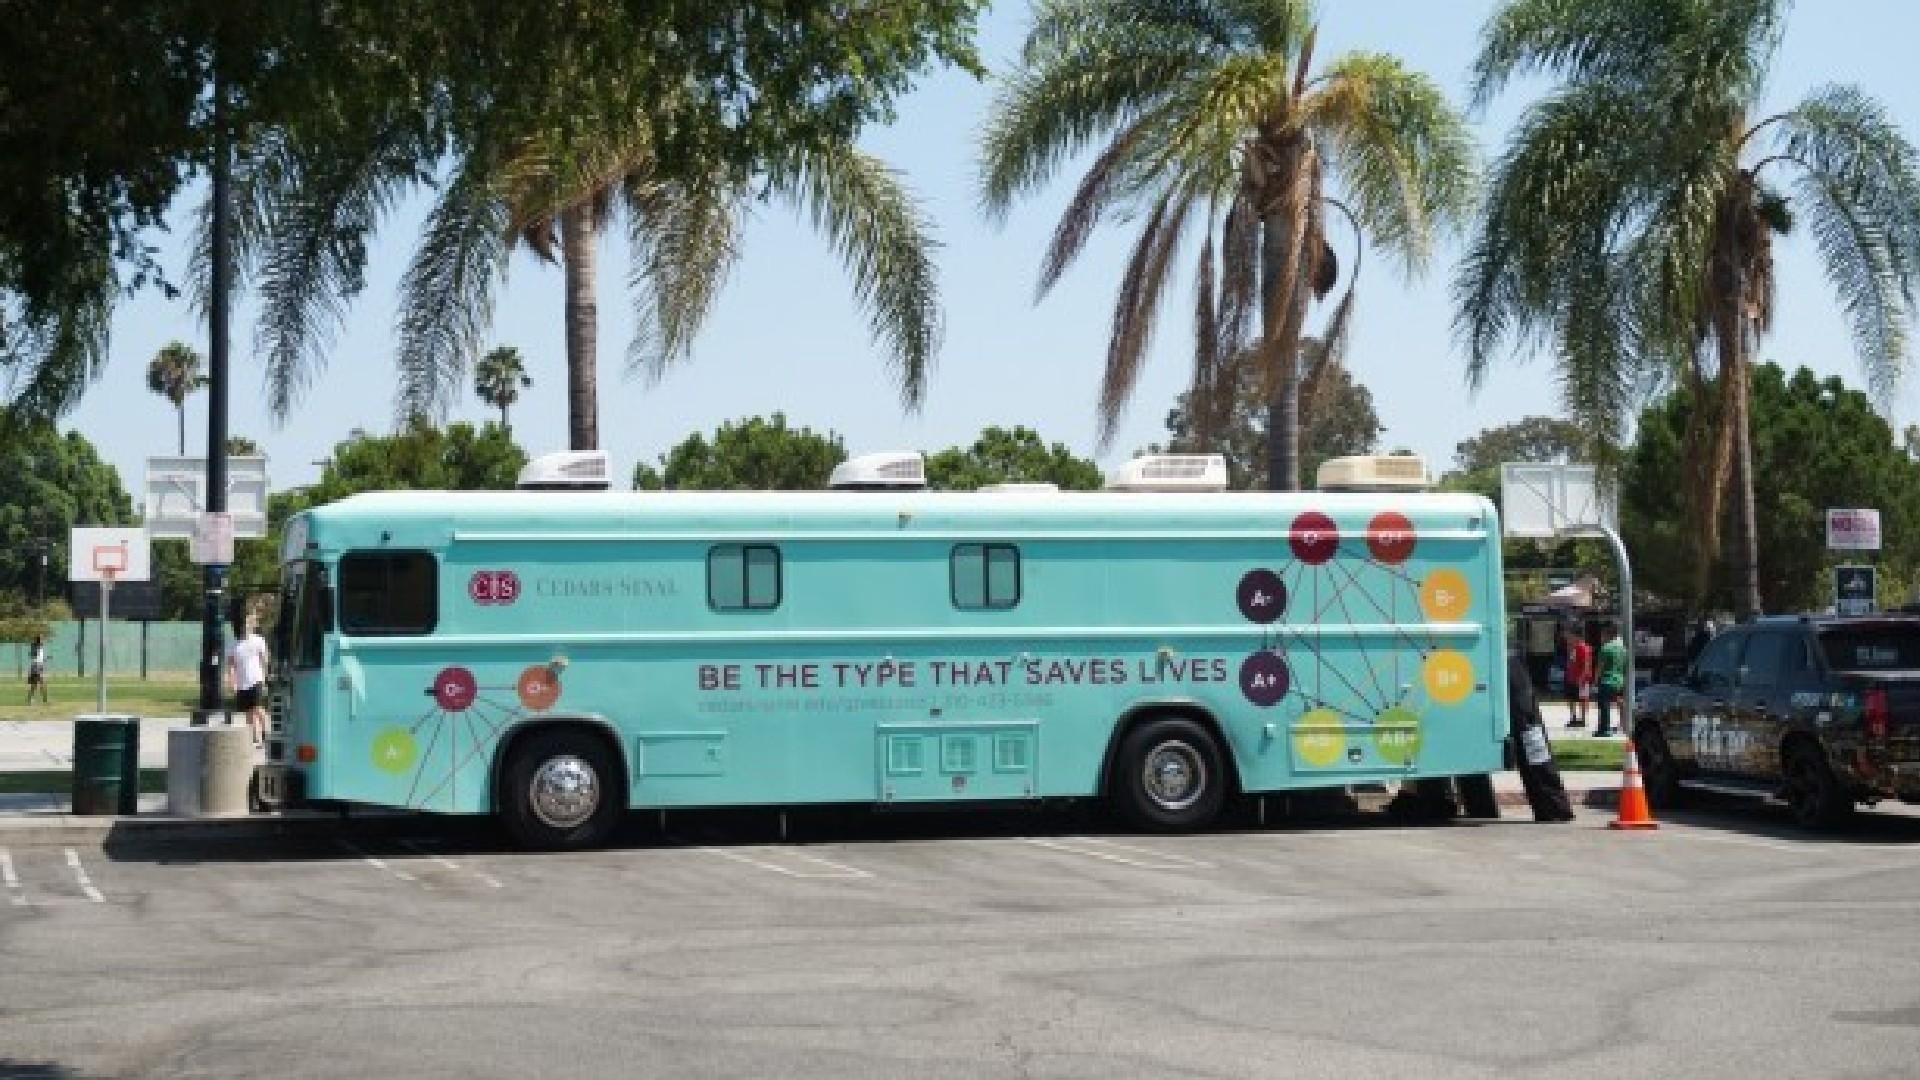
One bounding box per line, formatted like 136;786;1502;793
1598;524;1635;729
97;577;111;714
196;73;232;725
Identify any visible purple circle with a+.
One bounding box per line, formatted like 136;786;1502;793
1236;569;1287;624
1239;651;1291;708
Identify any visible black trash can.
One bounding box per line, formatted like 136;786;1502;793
71;716;141;816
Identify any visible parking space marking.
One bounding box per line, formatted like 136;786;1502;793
63;849;104;904
1021;837;1212;870
1;848;24;906
696;846;872;879
335;838;417;883
398;839;504;889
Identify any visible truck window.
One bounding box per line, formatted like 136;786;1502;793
1694;632;1743;694
1819;626;1920;671
1739;633;1790;687
338;552;438;635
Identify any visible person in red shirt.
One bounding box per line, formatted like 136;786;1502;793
1561;625;1593;728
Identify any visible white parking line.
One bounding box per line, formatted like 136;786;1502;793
697;846;872;879
1;847;25;906
398;839;504;889
335;838;417;883
63;848;105;903
1022;837;1211;870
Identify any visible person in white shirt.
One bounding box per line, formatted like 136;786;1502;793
226;620;271;749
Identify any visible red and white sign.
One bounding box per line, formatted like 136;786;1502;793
1827;508;1882;551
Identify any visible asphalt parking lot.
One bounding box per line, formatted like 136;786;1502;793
3;800;1918;1080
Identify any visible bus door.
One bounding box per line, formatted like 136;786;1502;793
268;559;337;803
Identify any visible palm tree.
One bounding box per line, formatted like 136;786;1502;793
979;0;1475;490
1459;0;1920;616
473;345;533;430
145;340;206;454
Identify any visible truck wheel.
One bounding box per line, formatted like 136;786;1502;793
1782;744;1854;831
1457;774;1501;819
1112;718;1226;831
1635;725;1687;811
502;729;624;850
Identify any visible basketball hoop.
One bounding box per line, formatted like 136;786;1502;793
92;546;127;584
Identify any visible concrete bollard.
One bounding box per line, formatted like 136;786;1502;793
167;727;256;817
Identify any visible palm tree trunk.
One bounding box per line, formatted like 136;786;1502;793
176;403;186;455
561;203;600;452
1256;140;1316;492
1728;349;1761;618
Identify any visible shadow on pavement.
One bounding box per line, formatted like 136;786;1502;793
1649;790;1920;845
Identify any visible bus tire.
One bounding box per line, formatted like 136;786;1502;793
502;729;624;850
1457;774;1501;819
1112;717;1226;831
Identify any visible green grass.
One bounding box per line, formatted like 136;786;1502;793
1;675;202;722
0;768;169;796
1551;739;1625;773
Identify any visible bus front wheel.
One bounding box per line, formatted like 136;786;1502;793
502;729;624;850
1112;717;1226;831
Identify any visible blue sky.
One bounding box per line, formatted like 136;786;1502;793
66;0;1920;502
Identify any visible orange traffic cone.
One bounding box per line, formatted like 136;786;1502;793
1609;738;1660;830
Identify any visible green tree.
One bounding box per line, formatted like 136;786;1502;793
979;0;1473;491
1439;416;1590;501
0;424;135;605
1459;0;1920;616
144;340;205;455
307;419;526;504
473;346;532;430
1161;341;1381;490
1623;364;1920;612
632;415;846;491
924;427;1103;491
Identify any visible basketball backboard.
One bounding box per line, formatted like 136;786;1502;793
1499;463;1615;538
144;455;269;539
69;527;151;583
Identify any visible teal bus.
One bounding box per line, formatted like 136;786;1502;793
260;452;1509;848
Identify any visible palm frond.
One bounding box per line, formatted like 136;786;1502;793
392;162;511;424
779;143;944;410
1307;51;1478;272
0;251;115;425
1216;191;1260;354
1099;186;1198;444
1772;84;1920;405
1191;223;1220;445
1038;117;1156;301
624;172;747;382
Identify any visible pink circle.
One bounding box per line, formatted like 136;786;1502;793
1367;512;1416;564
1289;512;1339;565
432;666;478;712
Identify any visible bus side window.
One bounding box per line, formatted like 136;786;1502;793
952;544;1020;610
337;552;438;635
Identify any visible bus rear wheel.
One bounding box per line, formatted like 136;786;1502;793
1112;717;1226;831
502;729;624;850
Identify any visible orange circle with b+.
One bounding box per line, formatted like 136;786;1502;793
517;666;561;711
1420;569;1472;621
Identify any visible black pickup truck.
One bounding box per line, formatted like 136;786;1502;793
1632;615;1920;828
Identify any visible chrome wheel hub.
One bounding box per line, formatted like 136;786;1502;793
1142;740;1206;811
529;755;600;829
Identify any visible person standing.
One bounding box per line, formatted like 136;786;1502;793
1507;653;1574;821
1594;620;1628;738
226;618;271;749
24;635;49;705
1562;626;1593;728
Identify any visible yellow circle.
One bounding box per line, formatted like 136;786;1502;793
371;729;418;774
1291;708;1346;768
1420;569;1471;621
1373;706;1423;766
1423;650;1475;706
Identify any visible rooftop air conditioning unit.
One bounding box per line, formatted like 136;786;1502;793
978;482;1060;493
517;451;611;491
1104;454;1228;492
828;452;928;491
1315;454;1433;492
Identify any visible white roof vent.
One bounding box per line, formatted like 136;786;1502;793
1316;454;1432;492
517;451;611;491
978;482;1061;494
1105;454;1228;492
828;451;927;491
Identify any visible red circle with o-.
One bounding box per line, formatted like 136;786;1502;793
433;666;478;712
1290;512;1339;565
1367;512;1417;564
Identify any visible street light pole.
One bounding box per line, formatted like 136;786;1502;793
195;73;232;725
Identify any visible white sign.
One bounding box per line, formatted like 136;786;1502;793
1836;565;1878;616
1827;508;1882;551
193;511;236;565
68;527;152;583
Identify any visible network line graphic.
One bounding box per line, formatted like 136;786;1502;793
1234;510;1478;772
368;664;562;810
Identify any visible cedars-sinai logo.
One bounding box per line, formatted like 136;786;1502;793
468;570;521;606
